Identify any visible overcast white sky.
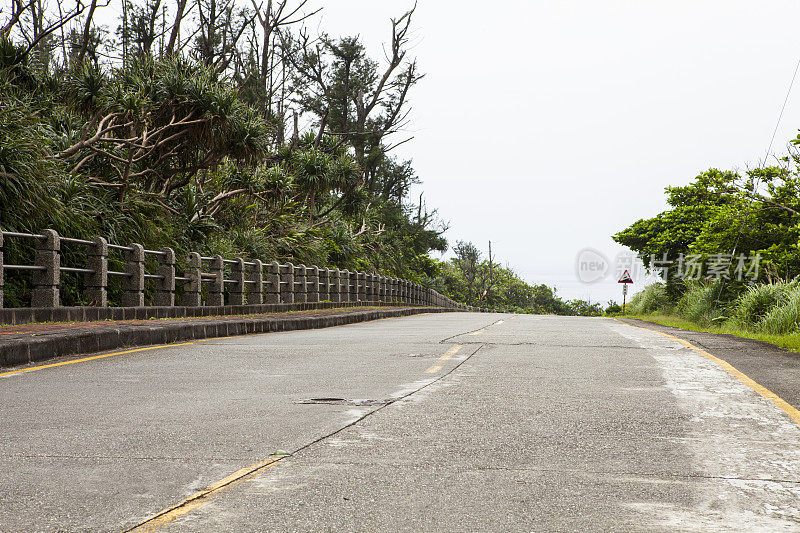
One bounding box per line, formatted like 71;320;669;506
93;1;800;302
311;1;800;303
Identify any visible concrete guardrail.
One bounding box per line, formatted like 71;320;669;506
0;229;492;323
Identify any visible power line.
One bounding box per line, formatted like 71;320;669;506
763;54;800;165
714;51;800;304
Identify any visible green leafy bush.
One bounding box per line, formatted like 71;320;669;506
729;281;797;329
627;283;669;315
756;284;800;334
675;280;726;325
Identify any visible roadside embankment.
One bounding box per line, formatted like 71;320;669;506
627;313;800;352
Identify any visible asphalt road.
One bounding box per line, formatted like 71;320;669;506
2;313;800;531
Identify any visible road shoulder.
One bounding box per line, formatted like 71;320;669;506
619;317;800;412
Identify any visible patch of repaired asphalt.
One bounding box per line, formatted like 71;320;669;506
611;320;800;529
620;318;800;413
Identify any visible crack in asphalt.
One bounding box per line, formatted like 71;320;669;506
438;317;511;343
125;331;488;532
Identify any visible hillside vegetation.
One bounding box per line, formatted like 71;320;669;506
617;145;800;343
0;1;596;314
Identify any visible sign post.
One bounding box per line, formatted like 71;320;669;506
618;269;633;316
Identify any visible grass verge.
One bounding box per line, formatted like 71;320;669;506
627;313;800;352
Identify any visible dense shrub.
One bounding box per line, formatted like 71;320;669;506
675;280;726;325
729;281;797;329
755;283;800;334
627;283;669;315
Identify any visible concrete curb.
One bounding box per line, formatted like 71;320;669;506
1;307;458;367
0;300;421;326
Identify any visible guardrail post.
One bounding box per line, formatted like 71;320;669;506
154;247;175;306
230;258;246;306
295;265;307;303
208;255;224;306
183;252;202;306
31;229;60;307
282;263;294;303
0;232;4;308
358;272;367;301
249;259;264;305
370;274;378;302
307;266;319;303
122;243;144;307
339;270;349;302
367;274;375;302
318;267;329;302
356;272;365;302
266;261;281;303
359;272;367;302
85;236;108;307
330;269;341;303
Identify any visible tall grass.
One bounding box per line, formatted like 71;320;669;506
627;283;669;315
630;278;800;344
729;280;797;330
756;287;800;334
675;280;726;325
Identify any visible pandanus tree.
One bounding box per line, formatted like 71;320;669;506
55;56;271;203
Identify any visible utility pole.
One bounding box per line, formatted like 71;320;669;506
488;240;493;308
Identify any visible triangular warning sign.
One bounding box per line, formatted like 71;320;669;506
618;270;633;284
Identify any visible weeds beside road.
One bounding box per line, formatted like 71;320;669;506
627;313;800;352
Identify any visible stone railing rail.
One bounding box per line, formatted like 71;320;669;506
0;229;484;316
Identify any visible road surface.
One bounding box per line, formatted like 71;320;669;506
1;313;799;531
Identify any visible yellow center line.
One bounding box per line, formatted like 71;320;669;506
0;343;197;378
132;340;469;529
127;457;283;532
467;329;485;335
438;344;462;362
623;321;800;427
425;344;464;373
